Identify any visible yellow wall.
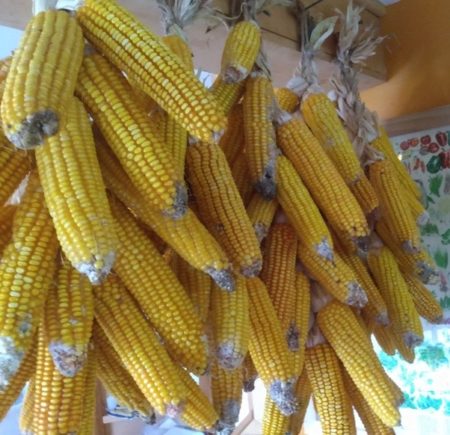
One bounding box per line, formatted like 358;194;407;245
361;0;450;120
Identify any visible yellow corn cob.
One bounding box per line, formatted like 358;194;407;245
349;173;380;218
210;276;250;368
289;371;312;435
247;277;297;416
45;259;94;377
317;301;400;427
301;92;364;183
162;34;194;71
243;73;278;199
262;395;290;435
368;244;424;350
0;140;29;207
95;275;187;416
275;87;299;113
247;192;278;243
220;20;261;83
94;323;154;419
77;0;226;143
210;76;246;115
242;354;258;392
231;152;254;205
0;337;36;420
395;334;416;363
128;76;159;114
405;188;429;226
261;224;300;356
382;370;404;407
293;272;311;376
76;54;187;219
1;11;84;149
176;365;219;431
96;139;234;290
19;378;35;434
376;219;437;283
334;237;388;325
110;198;208;374
219;104;245;165
305;343;356;435
36;97;116;283
373;324;397;356
187;140;262;276
211;361;243;432
298;247;368;308
277;155;334;260
371;128;421;199
0;172;58;388
32;326;87;434
0;205;16;254
78;344;97;435
174;256;212;324
276;115;369;251
369;159;421;252
0;56;11;82
342;365;395;435
403;274;443;323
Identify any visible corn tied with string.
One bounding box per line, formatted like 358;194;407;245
77;0;226;143
0;172;58;388
1;11;83;149
96;138;234;290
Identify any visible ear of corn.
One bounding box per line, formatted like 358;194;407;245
0;205;16;255
109;198;208;374
243;73;278;199
276;116;369;252
305;342;356;435
247;277;297;416
94;323;154;420
97;139;234;290
220;20;261;83
403;274;443;323
219;104;245;166
45;259;94;377
1;11;84;149
277;155;334;260
36;97;117;283
210;276;250;369
372;324;397;356
94;275;187;416
162;34;194;71
19;378;34;434
0;336;36;420
187;141;262;276
405;188;429;226
275;88;299;113
289;370;312;435
298;247;368;308
77;0;226;143
0;171;58;388
349;173;380;218
242;354;258;392
247;192;278;243
211;361;243;432
369;159;421;253
342;364;395;435
76;54;187;219
78;344;97;435
0;140;29;207
210;77;246;115
317;301;400;427
231;152;254;205
262;395;290;435
32;326;87;434
368;245;424;351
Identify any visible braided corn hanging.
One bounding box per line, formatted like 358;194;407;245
1;10;84;149
77;0;226;143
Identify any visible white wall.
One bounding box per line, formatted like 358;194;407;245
0;25;22;57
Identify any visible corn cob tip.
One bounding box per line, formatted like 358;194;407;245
48;341;87;377
286;322;300;351
216;341;245;369
222;65;250;84
346;282;368;308
354;235;370;256
402;240;420;254
75;251;115;285
166;402;184;419
417;210;430;226
376;311;390;327
240;259;263;278
162;182;188;220
243;377;256;392
216;399;241;433
403;332;423;350
205;267;235;291
5;109;59;150
269;379;298;416
254;222;269;243
417;262;439;284
0;336;24;389
254;159;278;200
315;237;334;261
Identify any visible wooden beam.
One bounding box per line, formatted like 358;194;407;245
0;0;386;88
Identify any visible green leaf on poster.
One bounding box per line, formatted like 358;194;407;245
429;175;443;197
442;229;450;245
421;222;440;236
440;296;450;309
434;249;448;268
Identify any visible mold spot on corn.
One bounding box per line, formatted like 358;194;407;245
162;182;188;220
216;399;241;433
216;341;245;370
75;251;116;285
48;341;87;378
205;267;235;292
315;237;334;261
286;322;300;352
0;336;24;389
346;282;368;308
268;379;298;416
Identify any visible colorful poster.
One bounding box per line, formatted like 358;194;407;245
392;126;450;323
